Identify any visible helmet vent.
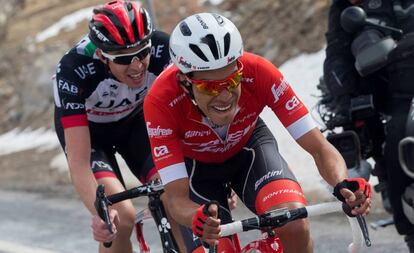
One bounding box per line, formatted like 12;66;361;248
223;32;230;56
189;44;209;62
201;34;219;60
101;9;131;44
180;22;192;36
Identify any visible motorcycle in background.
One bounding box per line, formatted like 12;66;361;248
316;6;414;231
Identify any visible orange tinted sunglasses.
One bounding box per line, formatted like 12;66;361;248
185;60;244;96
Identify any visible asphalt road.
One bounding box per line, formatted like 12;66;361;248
0;189;409;253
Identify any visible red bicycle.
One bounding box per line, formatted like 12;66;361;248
96;181;370;253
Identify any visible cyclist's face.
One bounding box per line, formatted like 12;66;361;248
190;61;241;126
99;45;150;88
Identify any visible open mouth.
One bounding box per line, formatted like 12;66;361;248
212;104;232;112
129;73;144;80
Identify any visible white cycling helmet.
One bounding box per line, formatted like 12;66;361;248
169;13;243;74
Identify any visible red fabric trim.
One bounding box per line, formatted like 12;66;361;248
61;115;88;129
255;179;307;215
94;171;117;180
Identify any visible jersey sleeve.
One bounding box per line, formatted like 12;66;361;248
53;55;88;129
255;56;316;139
144;93;188;185
148;30;171;75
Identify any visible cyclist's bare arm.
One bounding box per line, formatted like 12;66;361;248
64;126;99;214
296;128;370;215
296;128;348;186
163;178;201;228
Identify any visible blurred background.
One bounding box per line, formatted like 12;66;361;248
0;0;330;196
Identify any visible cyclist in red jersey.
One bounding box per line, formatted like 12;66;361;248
144;13;372;252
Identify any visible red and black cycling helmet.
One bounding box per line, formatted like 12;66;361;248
88;0;154;52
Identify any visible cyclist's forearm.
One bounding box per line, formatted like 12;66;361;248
69;164;99;214
168;197;199;228
64;126;97;214
314;143;348;187
297;129;348;186
163;179;200;228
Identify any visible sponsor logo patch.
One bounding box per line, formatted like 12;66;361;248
154;145;169;157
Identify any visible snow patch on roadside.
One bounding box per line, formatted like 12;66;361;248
0;128;60;156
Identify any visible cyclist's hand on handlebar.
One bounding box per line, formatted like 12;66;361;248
192;201;221;246
333;178;372;216
91;209;119;243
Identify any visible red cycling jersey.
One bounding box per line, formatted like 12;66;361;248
144;52;316;184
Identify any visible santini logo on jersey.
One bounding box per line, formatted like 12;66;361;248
147;122;173;137
254;170;283;191
271;77;289;103
184;130;211;139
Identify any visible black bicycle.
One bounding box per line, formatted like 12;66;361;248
95;179;179;253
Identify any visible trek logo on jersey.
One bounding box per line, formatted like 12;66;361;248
271;78;289;103
146;122;173;138
58;79;79;95
65;102;85;110
192;120;256;153
154;145;169;157
242;77;254;83
169;93;186;108
285;96;300;111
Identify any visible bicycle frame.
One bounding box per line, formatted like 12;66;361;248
95;180;179;253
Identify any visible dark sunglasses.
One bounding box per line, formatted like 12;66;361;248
101;42;151;65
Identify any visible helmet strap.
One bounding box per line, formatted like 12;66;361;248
179;77;207;117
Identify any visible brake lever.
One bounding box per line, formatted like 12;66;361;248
95;184;113;248
356;214;371;247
